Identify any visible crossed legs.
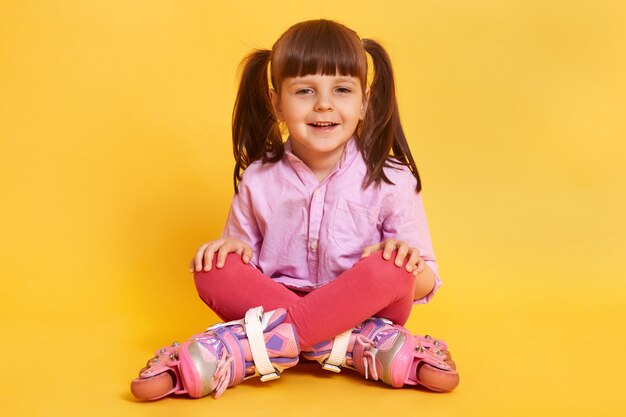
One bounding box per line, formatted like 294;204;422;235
193;251;416;348
130;251;457;401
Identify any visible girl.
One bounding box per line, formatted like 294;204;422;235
131;19;459;401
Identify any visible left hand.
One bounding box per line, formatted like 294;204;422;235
361;238;425;276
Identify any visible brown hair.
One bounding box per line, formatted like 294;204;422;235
231;19;421;193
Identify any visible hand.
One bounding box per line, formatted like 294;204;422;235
189;237;253;272
361;238;425;276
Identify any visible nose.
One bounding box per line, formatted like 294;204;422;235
314;92;333;111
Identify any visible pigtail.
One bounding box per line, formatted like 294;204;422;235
361;39;421;192
232;49;284;193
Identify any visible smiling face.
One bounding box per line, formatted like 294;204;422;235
271;73;367;166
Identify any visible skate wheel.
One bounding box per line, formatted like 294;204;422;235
131;371;176;400
416;363;460;392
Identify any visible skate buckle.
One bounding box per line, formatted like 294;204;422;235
260;371;280;382
322;362;342;373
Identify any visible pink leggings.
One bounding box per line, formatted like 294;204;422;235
193;250;416;349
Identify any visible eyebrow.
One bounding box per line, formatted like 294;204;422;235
288;76;359;85
334;77;359;83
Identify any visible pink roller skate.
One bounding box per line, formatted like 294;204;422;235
416;334;455;369
131;307;300;400
303;318;459;392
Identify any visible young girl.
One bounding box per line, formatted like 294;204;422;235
131;19;459;400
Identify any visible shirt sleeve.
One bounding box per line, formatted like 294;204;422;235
380;172;442;304
221;172;263;267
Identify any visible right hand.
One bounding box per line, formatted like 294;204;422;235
189;237;253;272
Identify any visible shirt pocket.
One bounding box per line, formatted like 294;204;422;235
332;199;381;254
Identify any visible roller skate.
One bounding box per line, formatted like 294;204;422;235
302;318;459;392
130;307;300;400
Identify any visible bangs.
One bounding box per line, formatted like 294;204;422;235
271;20;367;89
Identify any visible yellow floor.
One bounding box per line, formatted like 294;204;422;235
3;286;625;416
1;1;625;416
3;271;625;417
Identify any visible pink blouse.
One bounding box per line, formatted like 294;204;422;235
222;138;441;304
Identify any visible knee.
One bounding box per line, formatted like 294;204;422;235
195;253;245;274
361;249;410;270
361;250;415;288
193;253;247;290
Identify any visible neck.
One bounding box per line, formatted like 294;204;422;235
291;142;345;182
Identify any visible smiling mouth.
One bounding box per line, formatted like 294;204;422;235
308;122;339;128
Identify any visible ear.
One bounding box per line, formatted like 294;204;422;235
269;88;283;122
359;88;370;120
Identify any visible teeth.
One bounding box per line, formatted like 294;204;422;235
311;122;336;127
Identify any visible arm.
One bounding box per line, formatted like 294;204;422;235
190;171;263;271
362;173;441;303
220;176;263;263
413;262;437;300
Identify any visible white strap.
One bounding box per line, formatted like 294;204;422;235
205;309;275;331
322;328;352;373
244;307;279;381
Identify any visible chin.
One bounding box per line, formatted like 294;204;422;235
309;142;346;153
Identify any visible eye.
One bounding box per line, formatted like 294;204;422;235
295;88;314;95
335;87;353;94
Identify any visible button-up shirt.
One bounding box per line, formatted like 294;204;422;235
222;138;441;304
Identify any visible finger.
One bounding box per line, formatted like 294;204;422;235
203;240;223;271
216;244;234;268
415;257;426;274
194;243;209;271
203;246;216;271
231;244;248;263
405;248;421;272
382;239;397;260
242;245;253;263
395;243;409;267
412;258;425;276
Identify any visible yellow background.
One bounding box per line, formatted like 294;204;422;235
1;1;625;416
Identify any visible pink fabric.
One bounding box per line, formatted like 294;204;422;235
222;137;441;304
194;251;416;348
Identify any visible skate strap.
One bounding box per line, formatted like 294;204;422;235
322;328;352;373
205;309;285;332
244;307;280;382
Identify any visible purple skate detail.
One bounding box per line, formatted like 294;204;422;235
266;335;285;352
311;341;328;350
302;318;459;392
131;307;301;400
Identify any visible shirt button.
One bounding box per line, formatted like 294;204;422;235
310;241;318;250
314;190;320;198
